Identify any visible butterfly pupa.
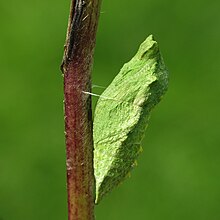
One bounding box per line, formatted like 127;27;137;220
93;35;168;204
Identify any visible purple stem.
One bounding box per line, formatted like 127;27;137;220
61;0;101;219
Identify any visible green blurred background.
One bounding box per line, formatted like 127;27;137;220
1;0;220;219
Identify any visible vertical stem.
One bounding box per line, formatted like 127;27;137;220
61;0;101;219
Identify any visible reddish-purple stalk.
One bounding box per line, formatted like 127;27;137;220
61;0;101;219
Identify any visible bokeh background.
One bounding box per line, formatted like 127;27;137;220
1;0;220;219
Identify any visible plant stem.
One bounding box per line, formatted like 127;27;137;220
61;0;101;219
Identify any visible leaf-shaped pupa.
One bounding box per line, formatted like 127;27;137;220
93;35;168;203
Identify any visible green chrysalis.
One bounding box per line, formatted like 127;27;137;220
93;35;169;204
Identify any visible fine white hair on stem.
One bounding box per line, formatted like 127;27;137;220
82;91;116;101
